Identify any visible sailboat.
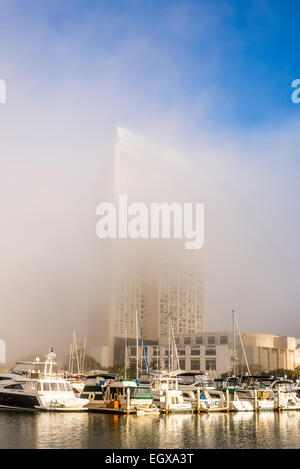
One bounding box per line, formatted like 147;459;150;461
67;330;86;396
82;311;158;414
140;314;192;413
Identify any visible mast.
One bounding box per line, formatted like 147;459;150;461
74;330;80;374
171;323;180;371
235;314;250;375
138;311;150;374
81;337;86;375
69;330;80;375
232;309;236;376
136;309;139;381
68;342;73;374
168;314;171;373
124;329;127;379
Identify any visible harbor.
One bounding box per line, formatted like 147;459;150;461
1;0;300;455
1;342;300;415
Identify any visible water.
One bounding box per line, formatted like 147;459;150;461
0;410;300;449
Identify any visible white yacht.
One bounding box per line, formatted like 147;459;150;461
269;379;300;410
0;349;89;412
146;373;192;412
219;376;275;411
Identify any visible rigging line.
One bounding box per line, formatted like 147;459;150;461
235;316;251;375
137;311;150;374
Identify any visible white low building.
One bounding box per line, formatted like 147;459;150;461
123;331;297;377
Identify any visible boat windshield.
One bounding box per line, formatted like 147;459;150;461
178;374;213;387
139;375;152;384
10;363;43;378
177;375;196;385
272;381;295;392
130;387;153;398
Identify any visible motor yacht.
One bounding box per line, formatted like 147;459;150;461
80;372;118;405
269;379;300;410
0;349;89;411
84;376;158;414
147;373;192;412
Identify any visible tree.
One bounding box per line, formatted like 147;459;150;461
84;354;102;372
107;362;136;378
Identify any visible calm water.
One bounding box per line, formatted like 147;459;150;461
0;410;300;449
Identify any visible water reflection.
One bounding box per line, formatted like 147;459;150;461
0;410;300;448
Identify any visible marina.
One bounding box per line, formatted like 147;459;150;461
1;347;300;415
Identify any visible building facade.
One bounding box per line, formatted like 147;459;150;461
114;331;297;377
107;127;205;364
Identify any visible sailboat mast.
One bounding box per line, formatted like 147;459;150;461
136;309;139;381
73;330;80;375
81;337;86;375
171;323;180;371
124;329;127;379
235;314;251;375
232;309;236;376
168;315;171;373
68;342;73;374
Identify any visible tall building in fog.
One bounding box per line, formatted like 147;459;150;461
107;127;205;364
109;245;204;340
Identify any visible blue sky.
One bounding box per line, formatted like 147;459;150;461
1;0;300;130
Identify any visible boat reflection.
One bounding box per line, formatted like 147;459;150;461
1;409;300;448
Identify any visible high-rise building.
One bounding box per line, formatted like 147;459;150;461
107;127;205;365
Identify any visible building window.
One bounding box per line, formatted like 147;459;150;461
195;336;203;345
184;337;191;345
178;349;185;356
205;360;216;371
205;348;216;356
190;347;200;356
207;336;215;345
220;336;228;345
191;359;201;371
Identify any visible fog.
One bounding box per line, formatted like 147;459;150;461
0;1;300;363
